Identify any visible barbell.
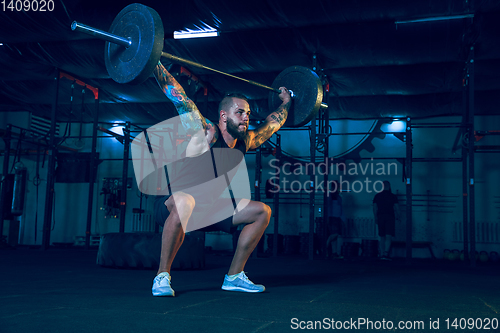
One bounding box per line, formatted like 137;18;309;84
71;3;328;127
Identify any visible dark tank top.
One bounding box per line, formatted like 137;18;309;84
166;124;247;194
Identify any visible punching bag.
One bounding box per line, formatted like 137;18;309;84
11;165;27;216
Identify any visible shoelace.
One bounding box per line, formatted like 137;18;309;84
239;272;253;284
157;274;170;284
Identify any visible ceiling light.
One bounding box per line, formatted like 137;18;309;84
382;120;406;133
174;26;219;39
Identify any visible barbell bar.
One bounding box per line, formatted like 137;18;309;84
72;20;286;95
71;3;328;127
71;20;295;97
160;52;294;97
71;22;132;48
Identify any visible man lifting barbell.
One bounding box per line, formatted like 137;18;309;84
70;3;326;296
151;62;291;296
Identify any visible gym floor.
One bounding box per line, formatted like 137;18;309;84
1;247;499;333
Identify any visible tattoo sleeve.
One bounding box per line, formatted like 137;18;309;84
247;125;277;150
246;100;290;149
268;102;290;127
254;126;276;147
243;134;252;151
206;119;219;147
154;62;206;133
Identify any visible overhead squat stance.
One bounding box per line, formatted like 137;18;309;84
152;62;291;296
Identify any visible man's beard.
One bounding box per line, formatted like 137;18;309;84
227;117;247;140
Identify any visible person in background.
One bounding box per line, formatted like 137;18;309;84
326;180;343;259
373;180;400;260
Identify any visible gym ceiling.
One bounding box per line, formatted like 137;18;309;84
1;0;499;126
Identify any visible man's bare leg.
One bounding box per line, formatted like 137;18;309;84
384;235;392;256
157;193;195;275
228;200;271;275
379;235;385;256
326;234;339;256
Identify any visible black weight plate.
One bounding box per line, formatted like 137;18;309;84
268;66;323;127
105;3;164;84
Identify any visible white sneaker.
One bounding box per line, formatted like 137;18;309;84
152;272;175;296
221;272;265;293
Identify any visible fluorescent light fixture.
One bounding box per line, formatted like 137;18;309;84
382;120;406;132
174;25;219;39
396;14;474;25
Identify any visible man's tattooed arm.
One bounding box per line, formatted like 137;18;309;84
206;119;219;147
154;62;206;133
244;98;291;150
269;103;289;127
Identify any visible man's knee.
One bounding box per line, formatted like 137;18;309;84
166;192;196;213
259;202;272;222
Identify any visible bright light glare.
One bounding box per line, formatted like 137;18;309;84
174;25;219;39
383;120;406;132
110;125;124;136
